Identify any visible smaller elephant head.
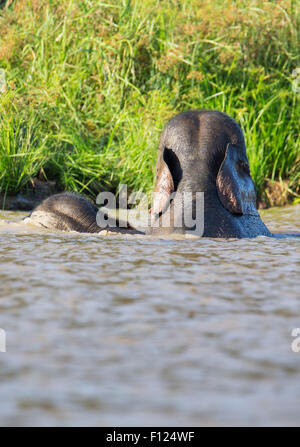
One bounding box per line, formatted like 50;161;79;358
150;110;270;238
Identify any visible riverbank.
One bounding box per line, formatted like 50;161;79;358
0;0;299;205
0;177;299;212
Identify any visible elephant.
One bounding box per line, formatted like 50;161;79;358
149;109;270;237
25;192;141;234
26;110;299;238
150;110;300;238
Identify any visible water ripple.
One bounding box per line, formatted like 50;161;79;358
0;205;299;426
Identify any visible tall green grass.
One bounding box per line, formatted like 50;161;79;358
0;0;299;203
0;93;49;193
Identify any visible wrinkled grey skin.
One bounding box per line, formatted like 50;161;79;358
26;110;299;238
149;110;299;238
27;192;141;234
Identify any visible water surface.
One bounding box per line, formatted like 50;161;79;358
0;206;299;426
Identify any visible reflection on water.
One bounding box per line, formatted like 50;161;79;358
0;206;299;426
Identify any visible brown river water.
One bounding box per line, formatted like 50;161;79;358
0;205;299;426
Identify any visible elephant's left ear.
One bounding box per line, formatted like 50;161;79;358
216;143;258;216
151;147;182;216
151;160;174;216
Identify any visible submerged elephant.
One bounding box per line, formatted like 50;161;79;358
26;110;298;238
25;192;141;234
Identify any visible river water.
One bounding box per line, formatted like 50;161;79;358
0;205;299;426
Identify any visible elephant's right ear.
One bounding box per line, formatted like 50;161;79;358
216;143;258;216
151;148;181;216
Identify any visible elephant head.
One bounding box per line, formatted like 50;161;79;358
150;110;270;238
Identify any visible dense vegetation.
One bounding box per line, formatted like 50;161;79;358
0;0;299;206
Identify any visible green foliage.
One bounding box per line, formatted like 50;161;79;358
0;93;49;193
0;0;299;201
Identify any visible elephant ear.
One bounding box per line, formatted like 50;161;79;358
216;143;258;216
151;148;181;216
